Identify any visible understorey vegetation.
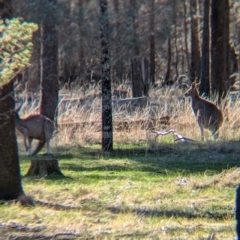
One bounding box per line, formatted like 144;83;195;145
2;87;240;239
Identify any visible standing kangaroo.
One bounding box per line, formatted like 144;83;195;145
15;112;54;156
184;82;223;141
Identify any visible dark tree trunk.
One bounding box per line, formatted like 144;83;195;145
173;0;179;77
78;0;86;81
0;0;24;200
211;0;228;103
40;0;58;122
130;0;140;56
164;37;172;84
236;185;240;239
100;0;113;152
183;0;189;73
131;56;149;97
189;0;201;82
149;0;155;86
114;0;124;84
199;0;210;97
0;82;24;200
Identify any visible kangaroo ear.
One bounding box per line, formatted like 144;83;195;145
196;82;200;88
191;82;196;88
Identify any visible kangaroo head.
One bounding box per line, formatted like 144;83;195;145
184;82;200;98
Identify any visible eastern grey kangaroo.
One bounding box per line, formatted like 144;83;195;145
184;82;223;141
15;112;54;156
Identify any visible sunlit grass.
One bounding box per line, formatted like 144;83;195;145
7;86;240;239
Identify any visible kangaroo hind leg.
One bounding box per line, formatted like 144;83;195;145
212;127;219;140
197;115;204;141
46;139;51;155
27;137;33;156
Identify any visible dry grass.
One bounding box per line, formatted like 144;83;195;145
8;85;240;239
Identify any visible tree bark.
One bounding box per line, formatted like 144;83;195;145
131;56;149;97
183;0;189;73
173;0;179;77
164;37;172;85
149;0;155;86
40;0;58;122
199;0;210;97
0;0;24;200
100;0;113;152
189;0;201;82
25;157;64;177
130;0;140;56
211;0;228;103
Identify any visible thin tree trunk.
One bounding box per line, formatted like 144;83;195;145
114;0;123;84
183;0;189;73
173;0;179;77
100;0;113;152
164;37;172;84
199;0;210;97
149;0;155;85
40;0;58;122
78;0;86;84
189;0;201;82
130;0;140;56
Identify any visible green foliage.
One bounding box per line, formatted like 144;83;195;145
0;18;38;86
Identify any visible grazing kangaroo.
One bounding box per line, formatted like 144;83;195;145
184;82;223;141
15;112;54;156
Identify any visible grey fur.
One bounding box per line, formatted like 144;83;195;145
15;113;54;156
184;82;223;141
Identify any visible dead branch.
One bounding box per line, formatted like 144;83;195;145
151;129;197;143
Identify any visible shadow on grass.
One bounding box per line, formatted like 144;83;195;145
106;205;233;220
53;140;240;176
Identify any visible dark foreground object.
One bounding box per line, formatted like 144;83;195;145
25;155;64;177
236;185;240;239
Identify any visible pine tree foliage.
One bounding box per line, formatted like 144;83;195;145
0;18;37;86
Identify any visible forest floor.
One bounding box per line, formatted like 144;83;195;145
0;139;239;240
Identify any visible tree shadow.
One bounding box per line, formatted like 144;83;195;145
55;140;240;176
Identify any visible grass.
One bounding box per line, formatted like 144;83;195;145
0;140;239;239
7;85;240;239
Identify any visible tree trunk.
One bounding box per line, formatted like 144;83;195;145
236;185;240;239
131;56;149;97
149;0;155;86
0;0;24;200
130;0;140;56
173;0;179;77
183;0;189;73
164;37;172;85
199;0;210;97
211;0;228;103
40;0;58;122
114;0;124;84
0;82;24;200
78;0;86;84
25;157;64;177
189;0;201;82
100;0;113;152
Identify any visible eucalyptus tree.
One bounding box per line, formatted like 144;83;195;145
0;1;37;199
100;0;113;152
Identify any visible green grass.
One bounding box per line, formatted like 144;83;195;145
1;141;240;239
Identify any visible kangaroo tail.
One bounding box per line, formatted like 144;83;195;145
30;141;45;156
